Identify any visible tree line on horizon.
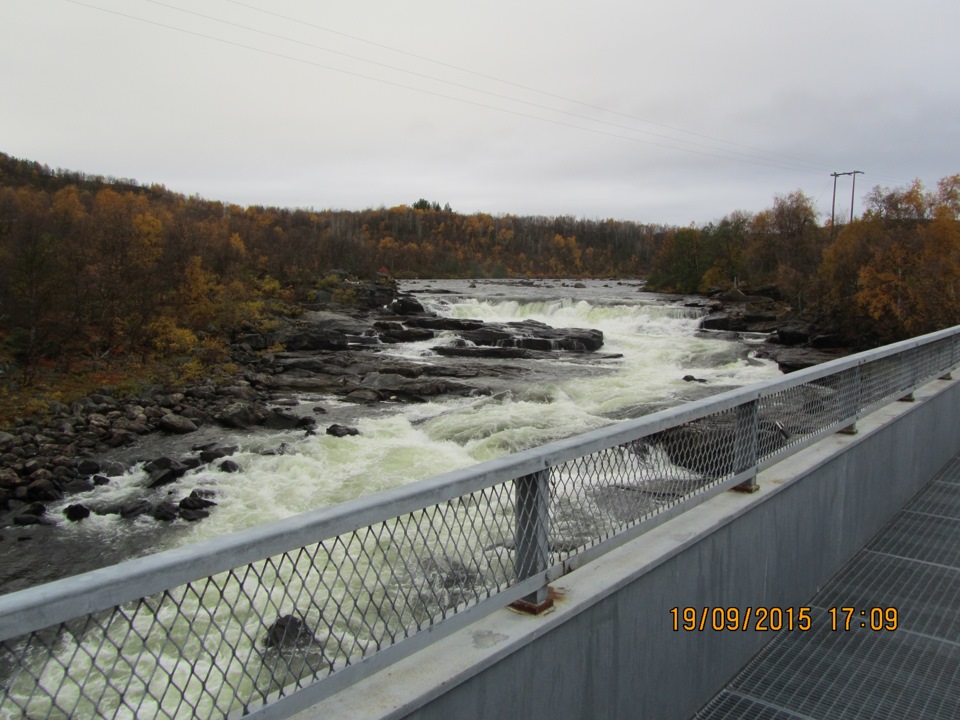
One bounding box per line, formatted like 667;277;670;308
647;176;960;347
0;151;958;392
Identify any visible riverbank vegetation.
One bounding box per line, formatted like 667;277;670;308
647;177;960;348
1;151;958;422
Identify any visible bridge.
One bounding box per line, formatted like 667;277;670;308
2;327;959;719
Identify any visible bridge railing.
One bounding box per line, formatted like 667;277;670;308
2;326;959;719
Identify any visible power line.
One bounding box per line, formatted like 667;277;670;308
136;0;824;171
222;0;834;173
63;0;831;175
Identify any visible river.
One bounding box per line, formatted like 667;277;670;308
0;279;782;591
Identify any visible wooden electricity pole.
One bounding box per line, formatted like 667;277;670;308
830;171;864;237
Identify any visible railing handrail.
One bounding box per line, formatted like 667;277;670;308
2;324;959;720
2;324;959;640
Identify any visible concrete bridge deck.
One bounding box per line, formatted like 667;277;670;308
696;454;960;719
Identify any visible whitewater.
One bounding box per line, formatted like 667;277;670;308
2;279;783;586
0;278;792;720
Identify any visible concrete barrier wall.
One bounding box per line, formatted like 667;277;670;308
300;376;960;720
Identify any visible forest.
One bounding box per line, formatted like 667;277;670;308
1;151;958;416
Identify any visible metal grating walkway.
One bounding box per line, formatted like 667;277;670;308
695;455;960;720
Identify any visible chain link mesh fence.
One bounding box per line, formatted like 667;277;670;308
2;328;959;719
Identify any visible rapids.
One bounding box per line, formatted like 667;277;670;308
1;279;782;589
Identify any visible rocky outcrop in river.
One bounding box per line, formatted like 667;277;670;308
0;285;606;531
695;289;850;372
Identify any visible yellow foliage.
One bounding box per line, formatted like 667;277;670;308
148;317;198;357
229;232;247;257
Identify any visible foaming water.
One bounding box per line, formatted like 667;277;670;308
0;281;787;717
39;281;780;556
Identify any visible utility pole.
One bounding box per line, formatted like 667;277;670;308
849;170;863;223
830;171;864;238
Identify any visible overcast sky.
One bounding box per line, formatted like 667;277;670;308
3;0;957;225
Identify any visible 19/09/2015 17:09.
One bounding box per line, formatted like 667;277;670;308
669;606;899;632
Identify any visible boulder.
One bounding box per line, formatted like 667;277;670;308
377;327;436;343
62;478;96;494
756;347;847;373
76;459;102;477
402;317;485;331
199;446;237;463
433;345;531;359
151;502;179;522
20;502;47;517
179;508;210;522
26;477;62;502
326;424;359;437
216;402;269;429
119;499;152;519
179;492;217;511
699;312;740;331
280;327;348;352
263;614;316;649
343;389;381;404
158;414;199;434
774;324;811;346
145;457;190;488
388;296;426;315
64;504;91;522
262;409;312;430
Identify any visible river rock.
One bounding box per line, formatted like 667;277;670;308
198;445;237;463
19;502;46;517
756;346;847;373
119;499;152;518
433;344;531;359
403;317;485;331
376;326;435;343
658;414;787;479
263;614;316;649
158;414;199;434
149;501;178;522
326;424;359;437
64;504;91;522
811;333;844;349
774;324;812;346
26;477;62;502
145;457;190;488
343;389;381;404
388;296;426;315
280;327;349;352
456;320;603;353
179;508;209;522
179;492;217;511
216;402;269;429
262;409;315;430
219;459;240;473
62;478;95;494
76;459;127;478
699;312;742;331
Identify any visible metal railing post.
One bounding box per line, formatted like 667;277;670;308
733;400;759;493
839;365;861;435
511;469;553;612
899;349;916;401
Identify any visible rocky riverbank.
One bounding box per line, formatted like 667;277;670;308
0;283;613;535
694;288;851;372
